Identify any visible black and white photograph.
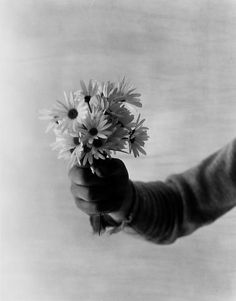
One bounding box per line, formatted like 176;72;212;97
1;1;236;300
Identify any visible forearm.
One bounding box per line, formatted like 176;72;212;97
126;139;236;244
127;181;183;244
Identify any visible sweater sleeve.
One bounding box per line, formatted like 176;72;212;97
127;139;236;244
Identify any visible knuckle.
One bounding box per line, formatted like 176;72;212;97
68;166;77;179
68;166;81;183
74;197;84;211
79;200;98;215
68;166;89;185
70;183;77;196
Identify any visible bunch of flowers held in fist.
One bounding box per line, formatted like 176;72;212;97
40;78;149;168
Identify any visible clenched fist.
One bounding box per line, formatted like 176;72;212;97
69;158;134;224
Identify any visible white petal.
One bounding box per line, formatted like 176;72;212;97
88;80;93;94
80;80;88;95
63;92;70;106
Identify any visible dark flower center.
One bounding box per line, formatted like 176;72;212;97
68;108;78;119
93;139;103;148
83;145;91;153
118;121;124;127
89;127;98;136
130;137;135;143
84;95;91;103
73;137;80;145
70;147;75;153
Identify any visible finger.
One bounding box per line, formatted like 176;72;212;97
69;165;105;186
71;183;91;202
74;197;98;215
71;183;108;202
74;197;112;215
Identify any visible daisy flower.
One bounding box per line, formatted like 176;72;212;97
39;108;60;133
106;125;128;152
114;78;142;108
81;139;111;166
98;81;117;101
93;93;110;112
40;92;81;133
108;102;134;128
76;79;98;112
40;78;149;169
51;130;83;168
128;114;149;157
79;108;112;144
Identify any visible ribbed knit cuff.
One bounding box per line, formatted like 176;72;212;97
127;181;182;244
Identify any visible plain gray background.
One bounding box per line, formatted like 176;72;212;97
1;0;236;300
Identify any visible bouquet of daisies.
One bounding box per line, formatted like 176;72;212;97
40;78;149;169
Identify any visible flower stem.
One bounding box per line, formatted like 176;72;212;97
87;102;92;113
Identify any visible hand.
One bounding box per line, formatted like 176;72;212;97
69;158;134;223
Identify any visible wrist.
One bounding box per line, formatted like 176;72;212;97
109;180;134;223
